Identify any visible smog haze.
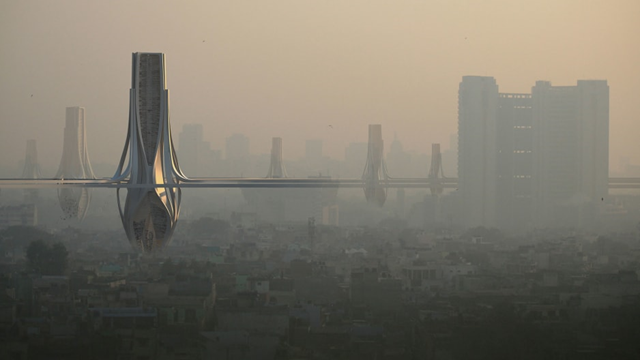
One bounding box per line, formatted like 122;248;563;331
1;0;638;172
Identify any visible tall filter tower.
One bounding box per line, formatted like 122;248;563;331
56;107;95;219
22;139;41;204
266;137;288;178
362;124;388;206
112;53;186;252
242;137;288;222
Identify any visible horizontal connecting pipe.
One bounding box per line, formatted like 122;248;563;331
0;177;638;189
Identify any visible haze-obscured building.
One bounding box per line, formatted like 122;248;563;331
0;204;37;228
496;93;533;231
458;76;499;228
457;77;609;231
386;135;411;178
178;124;220;177
344;142;368;178
531;80;609;228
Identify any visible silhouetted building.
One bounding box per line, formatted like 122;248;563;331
496;93;533;231
458;76;499;228
178;124;219;177
458;76;609;231
179;123;204;176
387;135;411;178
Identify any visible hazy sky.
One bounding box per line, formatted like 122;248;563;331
1;0;639;173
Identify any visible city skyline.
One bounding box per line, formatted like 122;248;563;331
1;1;639;171
2;4;640;357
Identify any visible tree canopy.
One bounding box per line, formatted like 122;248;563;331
26;240;68;275
0;225;59;251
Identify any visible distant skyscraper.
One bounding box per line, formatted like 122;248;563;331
495;93;534;231
178;123;219;176
458;76;499;228
457;76;609;231
179;124;203;176
531;80;609;227
56;106;95;220
387;134;411;177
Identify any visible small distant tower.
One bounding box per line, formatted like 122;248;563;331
56;107;95;220
426;143;446;225
266;137;288;178
428;144;444;196
362;124;387;206
22;139;41;204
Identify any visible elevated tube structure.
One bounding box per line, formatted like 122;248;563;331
112;53;186;252
55;107;95;219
